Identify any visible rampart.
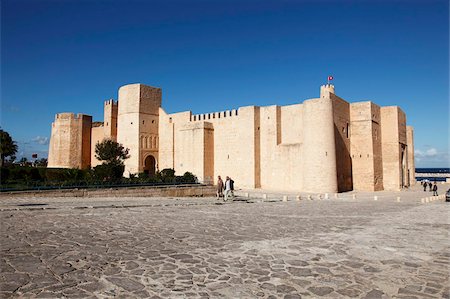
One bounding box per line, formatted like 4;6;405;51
48;83;415;192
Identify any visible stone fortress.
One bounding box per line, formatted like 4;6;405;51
48;83;415;193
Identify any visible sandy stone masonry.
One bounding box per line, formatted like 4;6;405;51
48;83;415;192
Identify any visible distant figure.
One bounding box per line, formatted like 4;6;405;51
428;182;433;192
224;176;232;202
423;181;427;191
216;176;224;200
432;183;438;196
229;177;235;197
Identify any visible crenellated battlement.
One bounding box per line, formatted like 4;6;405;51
320;84;335;98
190;109;239;122
55;113;92;120
104;99;118;106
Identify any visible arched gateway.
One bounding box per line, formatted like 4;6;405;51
144;155;156;176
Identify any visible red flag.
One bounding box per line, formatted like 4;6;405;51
328;76;333;81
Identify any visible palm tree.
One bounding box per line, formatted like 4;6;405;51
0;129;18;167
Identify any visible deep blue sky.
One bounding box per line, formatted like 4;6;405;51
1;0;449;167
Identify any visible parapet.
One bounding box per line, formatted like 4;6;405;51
55;112;92;120
190;109;239;122
320;84;335;98
104;99;118;106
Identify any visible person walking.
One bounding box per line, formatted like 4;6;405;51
216;176;224;200
428;181;433;192
423;181;427;192
229;177;235;198
224;176;232;202
432;182;438;196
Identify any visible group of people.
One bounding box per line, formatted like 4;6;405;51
216;176;234;201
422;180;438;196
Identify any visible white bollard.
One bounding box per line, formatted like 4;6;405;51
425;197;429;203
421;198;425;204
307;195;312;200
263;194;267;199
325;193;329;200
283;195;288;202
245;192;249;198
296;195;301;201
334;193;339;199
352;194;356;200
396;196;401;202
374;196;378;201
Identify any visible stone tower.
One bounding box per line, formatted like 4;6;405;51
48;113;92;169
104;99;118;140
302;85;338;193
117;84;162;176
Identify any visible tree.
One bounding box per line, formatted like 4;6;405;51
0;129;18;167
95;139;129;164
93;139;130;181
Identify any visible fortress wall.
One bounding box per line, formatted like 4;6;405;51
302;97;338;193
164;106;260;188
158;110;191;171
398;109;408;187
174;122;213;183
380;106;407;190
331;94;352;191
90;125;104;168
48;113;92;169
258;105;303;191
371;103;383;190
406;126;415;186
349;102;382;191
210;106;259;188
259;106;280;189
80;114;92;169
280;104;302;144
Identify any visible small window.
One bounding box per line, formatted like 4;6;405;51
152;120;155;124
143;120;145;124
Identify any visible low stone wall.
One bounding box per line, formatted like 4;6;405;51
0;184;215;198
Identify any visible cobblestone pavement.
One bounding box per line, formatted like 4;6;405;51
1;188;449;298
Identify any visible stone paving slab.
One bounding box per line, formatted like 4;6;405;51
0;189;449;298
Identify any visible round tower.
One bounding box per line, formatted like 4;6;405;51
302;96;338;193
117;84;162;176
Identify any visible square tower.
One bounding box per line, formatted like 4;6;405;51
117;84;162;176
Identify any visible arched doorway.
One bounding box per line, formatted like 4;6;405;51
144;155;156;176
